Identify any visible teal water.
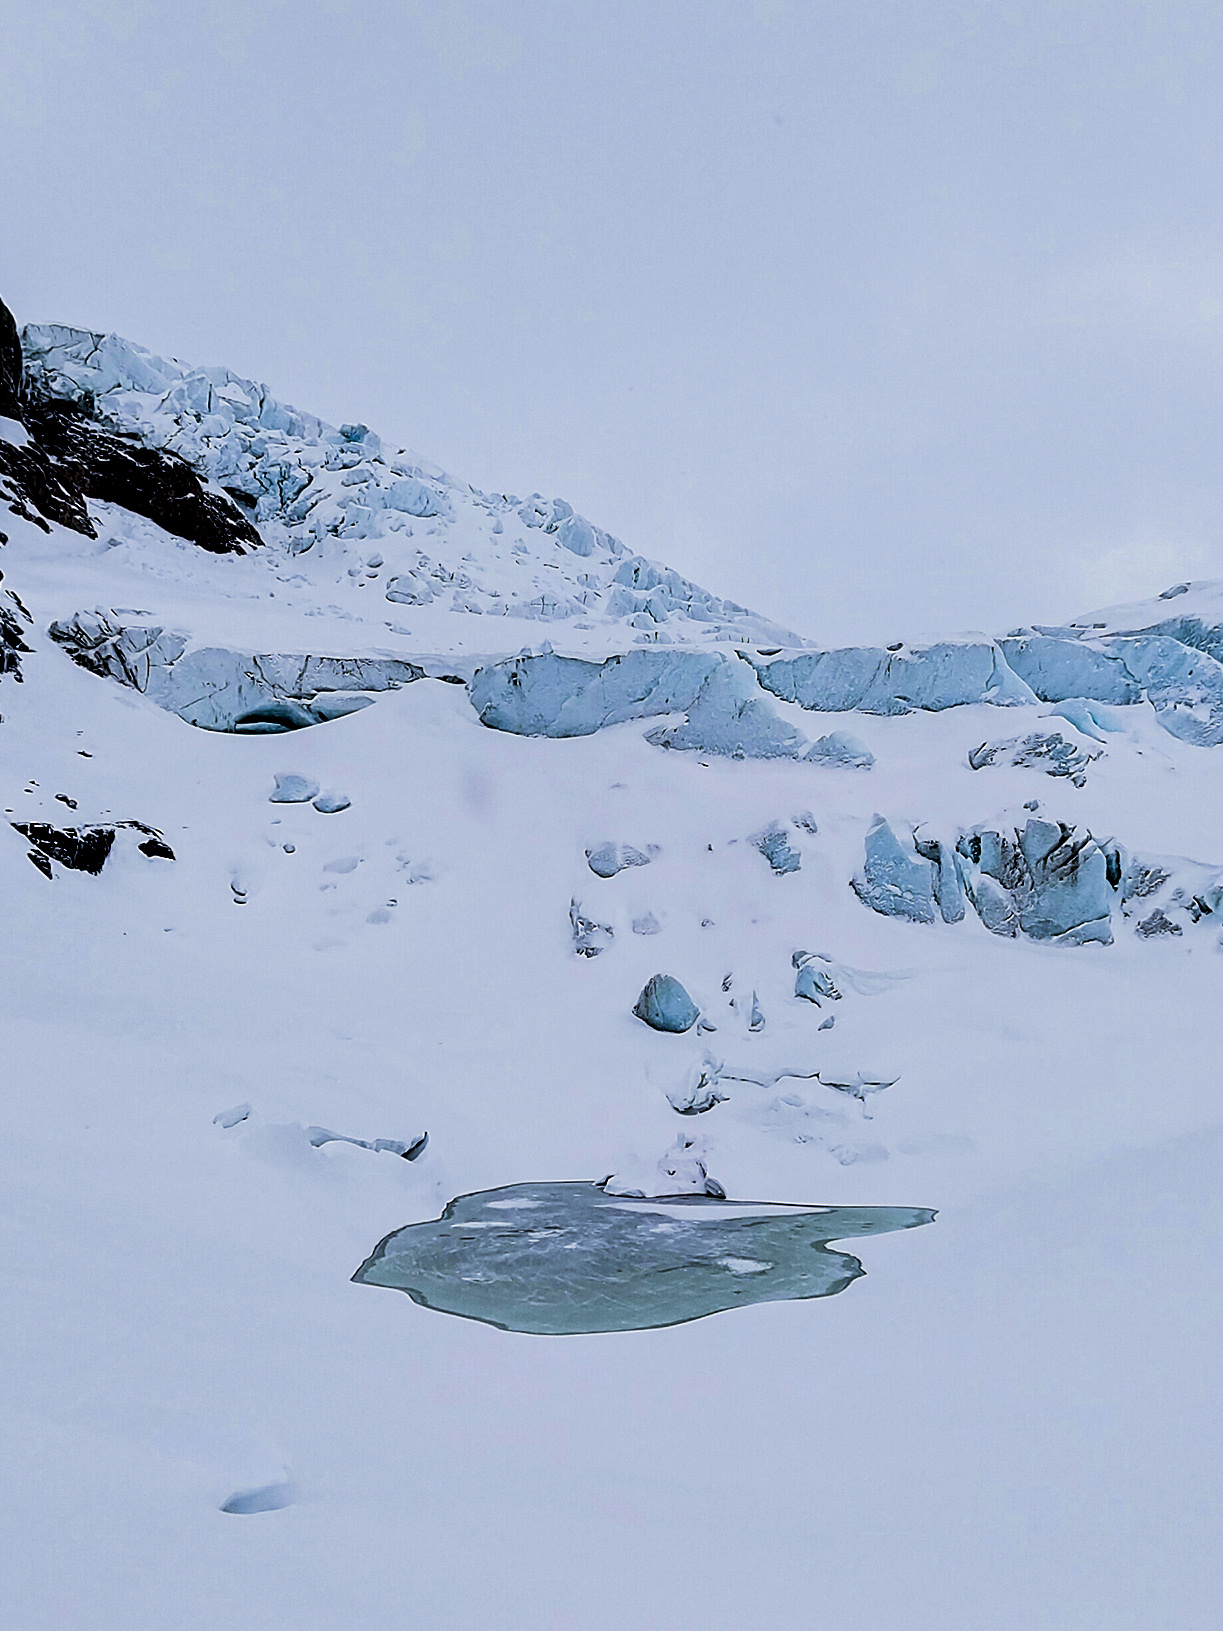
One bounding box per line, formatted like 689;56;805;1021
353;1181;935;1334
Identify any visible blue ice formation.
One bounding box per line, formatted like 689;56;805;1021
585;842;657;878
850;814;1223;944
751;822;802;875
804;730;875;768
1046;698;1126;741
469;648;718;737
645;657;810;759
269;773;319;803
352;1182;936;1334
48;611;422;732
850;816;939;924
1105;635;1223;746
793;952;843;1006
633;974;700;1033
753;640;1035;716
998;634;1141;705
313;792;351;813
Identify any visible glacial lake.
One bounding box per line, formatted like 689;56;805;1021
353;1182;935;1335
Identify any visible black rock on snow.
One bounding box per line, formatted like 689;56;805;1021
0;293;260;555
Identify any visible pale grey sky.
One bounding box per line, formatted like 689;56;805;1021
2;0;1221;643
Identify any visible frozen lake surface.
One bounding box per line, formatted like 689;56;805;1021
353;1182;935;1333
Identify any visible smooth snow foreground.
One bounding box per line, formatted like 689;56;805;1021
2;306;1221;1630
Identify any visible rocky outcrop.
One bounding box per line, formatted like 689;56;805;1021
13;819;175;878
0;295;22;421
1;297;259;553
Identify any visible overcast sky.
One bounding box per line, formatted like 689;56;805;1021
2;0;1221;643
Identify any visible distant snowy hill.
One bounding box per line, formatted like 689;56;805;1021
4;298;1221;1631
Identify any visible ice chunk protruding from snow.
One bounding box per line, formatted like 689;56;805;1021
751;822;802;875
850;816;938;924
958;820;1117;944
633;974;700;1033
804;730;875;768
585;841;657;878
48;611;423;733
269;774;318;803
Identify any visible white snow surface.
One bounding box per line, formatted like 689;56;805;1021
2;325;1222;1629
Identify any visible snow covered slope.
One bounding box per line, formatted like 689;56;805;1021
3;306;1221;1630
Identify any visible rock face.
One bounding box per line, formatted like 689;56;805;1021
1;300;259;554
23;398;262;555
0;585;33;680
351;1181;936;1334
48;611;423;732
0;296;21;420
11;819;175;877
633;974;700;1033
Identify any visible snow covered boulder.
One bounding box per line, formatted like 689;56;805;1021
633;974;700;1033
585;842;657;878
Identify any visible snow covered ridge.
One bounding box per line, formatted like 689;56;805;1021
15;320;801;648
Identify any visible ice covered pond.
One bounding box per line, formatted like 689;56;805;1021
352;1182;935;1334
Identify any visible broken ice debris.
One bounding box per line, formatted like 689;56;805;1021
306;1126;428;1160
631;912;662;936
352;1182;935;1334
793;953;843;1006
570;898;614;958
804;730;875;768
313;792;351;813
968;730;1099;785
667;1058;729;1116
751;822;802;875
633;974;700;1033
585;841;657;878
269;774;318;803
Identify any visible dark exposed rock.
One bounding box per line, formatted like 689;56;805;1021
1;583;33;681
12;818;176;875
1;296;259;552
21;398;261;554
14;823;115;874
0;295;22;420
